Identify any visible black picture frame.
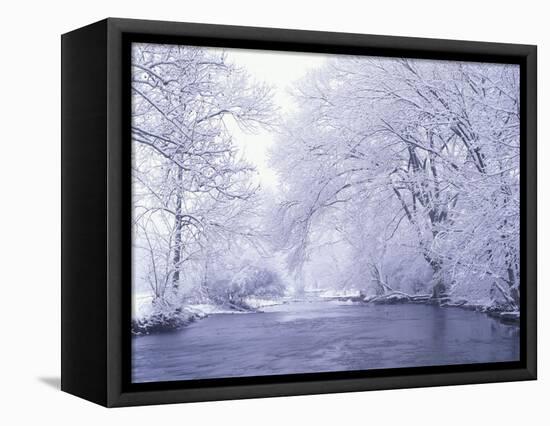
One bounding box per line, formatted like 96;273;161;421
61;17;537;407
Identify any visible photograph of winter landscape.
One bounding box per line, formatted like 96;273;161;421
131;42;521;384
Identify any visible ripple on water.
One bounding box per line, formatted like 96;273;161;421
132;302;520;383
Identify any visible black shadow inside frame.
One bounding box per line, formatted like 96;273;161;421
121;31;528;394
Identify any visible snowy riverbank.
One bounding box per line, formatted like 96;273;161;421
132;298;287;335
312;287;520;325
132;289;519;336
361;292;520;324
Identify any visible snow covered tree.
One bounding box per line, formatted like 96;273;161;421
272;56;519;306
131;43;277;306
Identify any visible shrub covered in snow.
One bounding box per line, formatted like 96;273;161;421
132;309;197;335
206;265;285;308
131;298;207;335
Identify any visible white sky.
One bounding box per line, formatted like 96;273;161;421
223;48;327;191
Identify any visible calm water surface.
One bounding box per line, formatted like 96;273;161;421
132;301;519;383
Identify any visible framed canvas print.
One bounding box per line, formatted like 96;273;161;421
61;18;537;407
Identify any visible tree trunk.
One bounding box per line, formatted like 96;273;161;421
507;262;520;306
427;257;446;298
171;167;183;293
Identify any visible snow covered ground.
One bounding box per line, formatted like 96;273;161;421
131;291;291;334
